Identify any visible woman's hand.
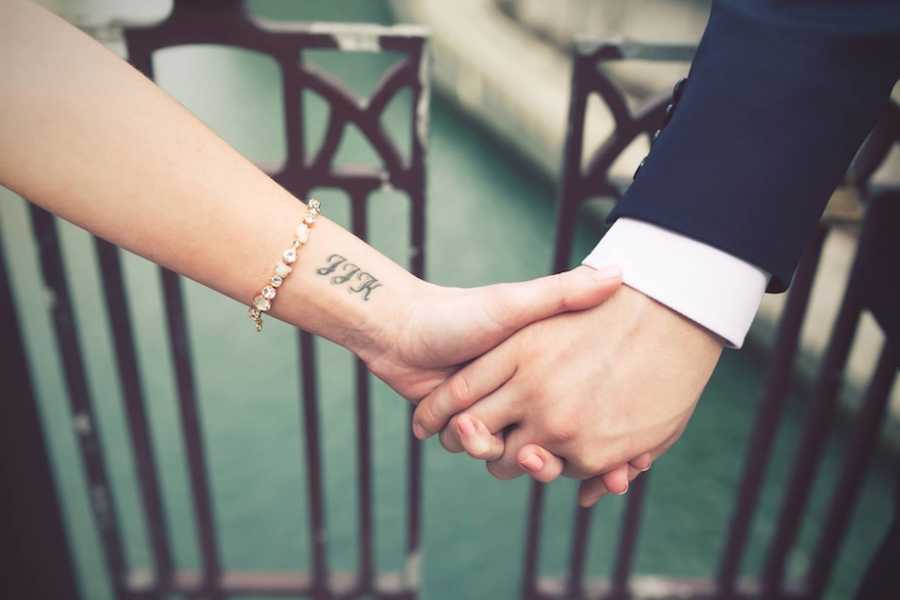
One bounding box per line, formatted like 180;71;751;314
356;265;623;401
411;285;724;505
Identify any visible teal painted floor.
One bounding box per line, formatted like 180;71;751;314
0;1;894;599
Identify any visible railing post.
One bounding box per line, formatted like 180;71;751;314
716;226;827;596
1;226;82;600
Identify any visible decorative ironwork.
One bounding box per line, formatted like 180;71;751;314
529;37;900;600
12;2;429;599
5;11;899;600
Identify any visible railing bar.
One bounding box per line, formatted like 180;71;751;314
406;404;423;582
806;341;898;598
27;206;130;598
282;50;304;170
298;330;329;592
1;219;83;599
407;46;427;593
716;226;827;592
351;194;375;589
95;237;174;589
522;482;546;599
552;55;591;275
760;254;866;594
117;10;431;598
853;474;900;600
123;34;223;600
408;42;429;283
610;473;650;596
159;268;222;598
355;356;375;587
565;505;594;596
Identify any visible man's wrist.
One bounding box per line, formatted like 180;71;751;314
603;284;725;379
583;218;769;348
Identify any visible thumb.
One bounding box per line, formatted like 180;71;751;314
484;265;621;333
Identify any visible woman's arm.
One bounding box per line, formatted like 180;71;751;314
0;0;416;355
0;0;621;402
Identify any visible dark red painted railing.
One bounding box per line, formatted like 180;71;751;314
9;2;429;599
3;7;898;600
527;37;899;600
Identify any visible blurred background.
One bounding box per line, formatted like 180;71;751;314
3;1;898;599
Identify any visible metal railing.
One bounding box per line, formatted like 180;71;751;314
526;38;899;600
6;2;429;599
4;8;899;600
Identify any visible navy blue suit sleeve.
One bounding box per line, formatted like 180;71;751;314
608;0;900;292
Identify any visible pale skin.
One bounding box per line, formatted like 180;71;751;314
413;285;723;504
1;0;650;492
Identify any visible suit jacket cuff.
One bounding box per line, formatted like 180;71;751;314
583;218;769;348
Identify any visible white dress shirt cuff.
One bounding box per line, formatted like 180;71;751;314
582;218;770;348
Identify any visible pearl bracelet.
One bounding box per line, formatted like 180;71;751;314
248;198;321;332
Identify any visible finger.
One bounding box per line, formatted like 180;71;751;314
578;421;685;507
579;453;656;507
412;343;517;439
577;477;609;507
517;444;565;483
482;265;622;335
439;418;465;453
578;464;643;507
485;426;537;480
600;465;632;495
630;452;653;472
459;383;525;436
448;413;505;461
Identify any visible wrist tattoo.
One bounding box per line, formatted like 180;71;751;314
316;254;382;301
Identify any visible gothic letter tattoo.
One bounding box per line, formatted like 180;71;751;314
316;253;382;301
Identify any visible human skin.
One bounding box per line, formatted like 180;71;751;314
0;0;646;490
413;284;724;505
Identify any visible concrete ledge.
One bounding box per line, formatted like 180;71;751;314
390;0;666;184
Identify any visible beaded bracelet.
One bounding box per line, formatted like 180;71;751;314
248;198;321;332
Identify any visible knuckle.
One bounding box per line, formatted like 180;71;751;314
572;452;607;475
471;448;491;461
417;400;442;432
448;372;472;408
473;441;502;461
467;440;490;460
553;273;570;312
545;416;578;445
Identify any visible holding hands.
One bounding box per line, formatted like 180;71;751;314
407;282;723;506
3;0;725;512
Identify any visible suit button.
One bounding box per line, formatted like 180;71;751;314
652;130;661;145
672;77;687;103
633;158;646;179
663;102;675;125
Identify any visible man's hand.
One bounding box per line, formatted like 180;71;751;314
360;266;622;402
411;285;724;505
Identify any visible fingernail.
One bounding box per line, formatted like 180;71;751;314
456;415;475;437
617;483;629;496
520;453;544;472
589;265;622;281
412;423;427;440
